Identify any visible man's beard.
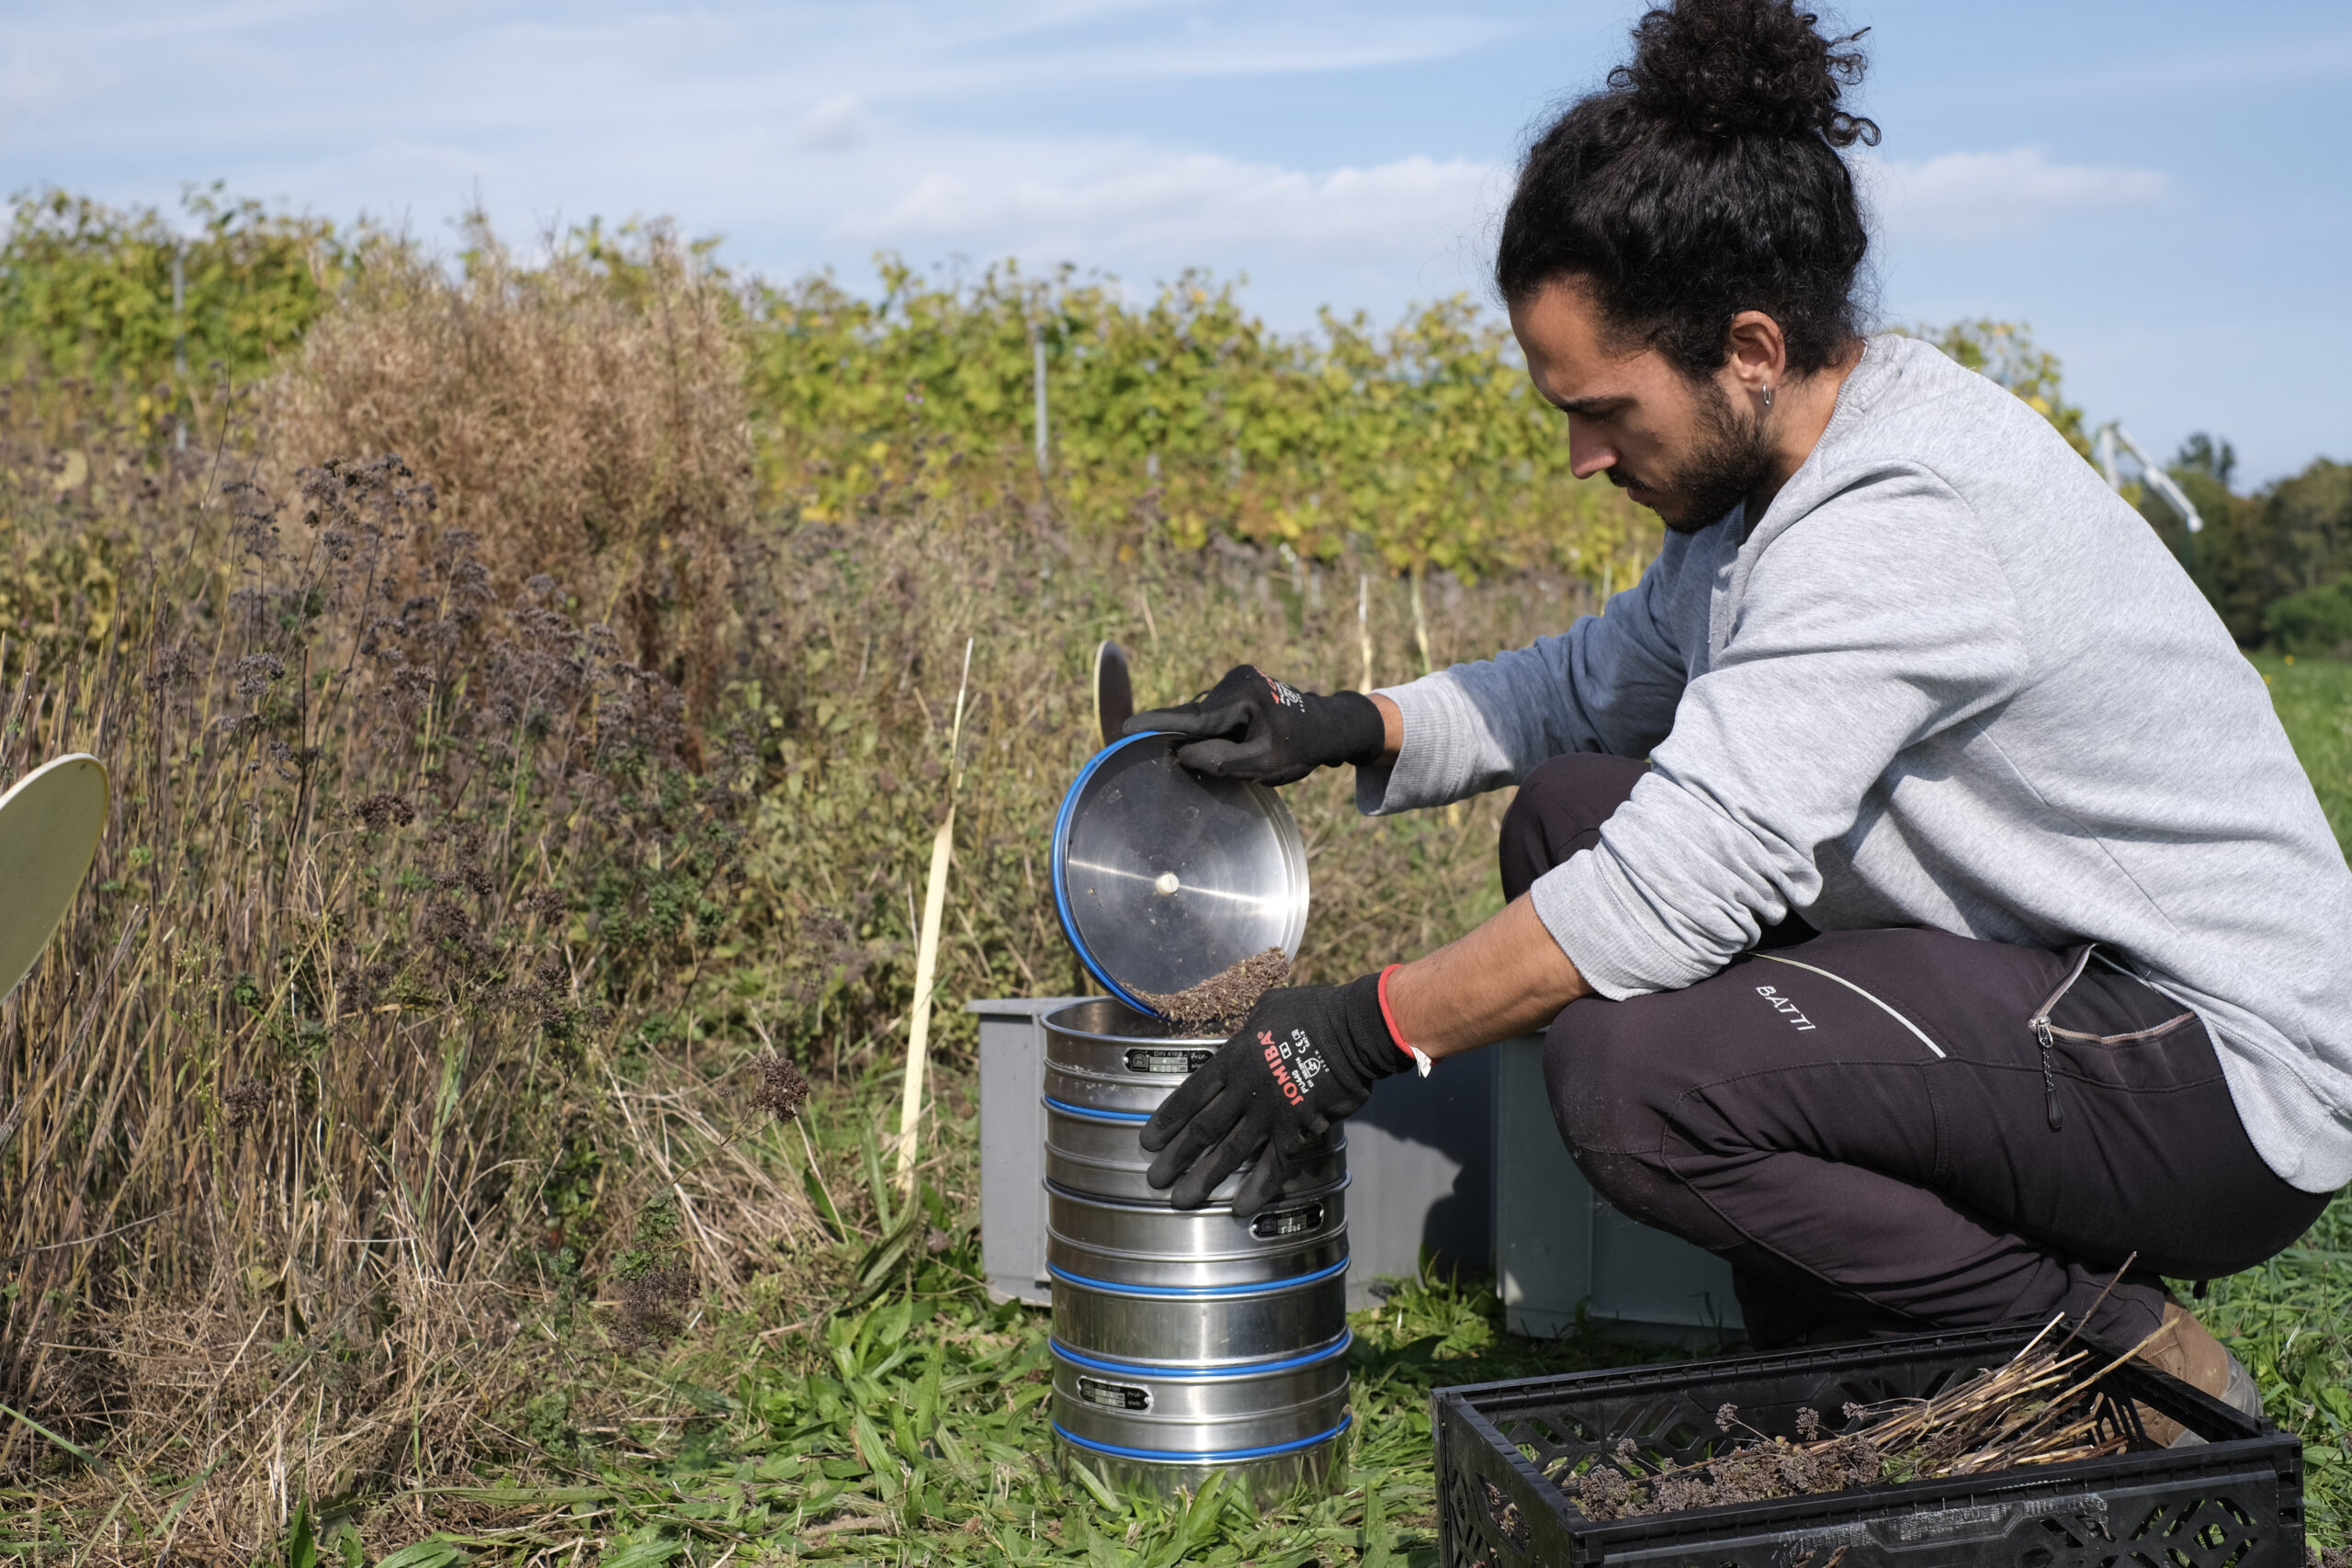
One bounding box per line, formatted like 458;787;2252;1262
1610;378;1774;536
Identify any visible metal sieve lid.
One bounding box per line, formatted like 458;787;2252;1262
1050;732;1309;1015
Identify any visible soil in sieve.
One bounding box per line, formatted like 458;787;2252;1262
1133;948;1291;1034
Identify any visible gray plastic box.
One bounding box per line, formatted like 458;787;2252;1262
970;998;1741;1338
1490;1035;1742;1342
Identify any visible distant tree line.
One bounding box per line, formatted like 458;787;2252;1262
2145;435;2352;654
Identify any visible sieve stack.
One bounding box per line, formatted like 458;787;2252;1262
1042;998;1352;1500
1045;731;1349;1498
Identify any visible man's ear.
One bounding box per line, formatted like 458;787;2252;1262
1724;311;1789;401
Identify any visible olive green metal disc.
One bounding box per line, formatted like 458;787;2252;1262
0;753;109;1004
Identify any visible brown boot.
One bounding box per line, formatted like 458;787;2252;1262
2134;1303;2262;1447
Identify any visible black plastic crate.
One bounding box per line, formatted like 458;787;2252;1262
1433;1322;2304;1567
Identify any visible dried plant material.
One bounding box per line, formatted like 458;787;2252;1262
611;1200;695;1352
350;791;415;831
750;1048;812;1123
614;1260;695;1353
270;223;745;711
220;1076;267;1131
1133;948;1292;1033
1556;1314;2169;1521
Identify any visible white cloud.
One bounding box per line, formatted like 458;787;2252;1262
836;148;1505;268
1861;147;2169;238
0;43;119;129
789;93;873;153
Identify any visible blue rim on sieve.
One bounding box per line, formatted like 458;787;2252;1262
1050;730;1308;1019
1041;1095;1154;1125
1048;1329;1353;1380
1052;732;1169;1012
1053;1410;1352;1464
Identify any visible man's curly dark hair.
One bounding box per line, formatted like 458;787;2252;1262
1496;0;1880;380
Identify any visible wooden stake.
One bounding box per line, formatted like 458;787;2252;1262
895;637;974;1193
1357;574;1374;693
1409;567;1434;675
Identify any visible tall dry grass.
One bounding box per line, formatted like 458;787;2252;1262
0;231;1626;1558
266;220;750;714
0;408;816;1556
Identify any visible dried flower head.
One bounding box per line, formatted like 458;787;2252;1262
223;1076;267;1130
350;793;415;831
749;1048;811;1123
229;652;287;697
141;643;199;695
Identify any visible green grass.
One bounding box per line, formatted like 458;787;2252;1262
2252;650;2352;851
2192;1196;2352;1546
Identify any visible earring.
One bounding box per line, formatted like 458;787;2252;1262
1762;382;1774;409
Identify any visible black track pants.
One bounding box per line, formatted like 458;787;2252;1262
1500;752;2330;1348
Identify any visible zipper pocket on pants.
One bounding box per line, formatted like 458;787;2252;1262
2028;945;2097;1132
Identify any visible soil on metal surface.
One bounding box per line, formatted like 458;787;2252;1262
1133;947;1291;1034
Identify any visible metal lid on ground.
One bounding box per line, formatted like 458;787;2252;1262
1051;732;1308;1016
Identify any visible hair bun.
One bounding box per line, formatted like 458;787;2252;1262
1611;0;1880;149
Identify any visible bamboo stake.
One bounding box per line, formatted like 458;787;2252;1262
1357;574;1374;693
894;637;974;1193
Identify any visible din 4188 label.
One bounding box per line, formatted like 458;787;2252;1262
1252;1201;1326;1239
1075;1376;1151;1412
1125;1048;1214;1075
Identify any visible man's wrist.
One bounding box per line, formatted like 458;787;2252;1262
1368;693;1403;766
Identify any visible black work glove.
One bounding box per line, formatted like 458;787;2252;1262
1123;665;1385;786
1139;975;1409;1215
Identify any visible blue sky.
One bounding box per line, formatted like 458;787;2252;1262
6;0;2347;484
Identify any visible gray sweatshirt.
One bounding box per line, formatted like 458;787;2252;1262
1358;333;2352;1194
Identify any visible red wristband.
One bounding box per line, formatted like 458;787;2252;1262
1376;964;1420;1063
